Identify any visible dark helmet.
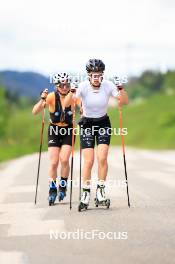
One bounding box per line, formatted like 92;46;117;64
86;59;105;73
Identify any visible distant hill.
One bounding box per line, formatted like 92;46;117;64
0;70;53;98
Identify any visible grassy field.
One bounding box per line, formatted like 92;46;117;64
109;93;175;149
0;93;175;162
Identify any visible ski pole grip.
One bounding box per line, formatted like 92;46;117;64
71;79;79;93
40;89;48;100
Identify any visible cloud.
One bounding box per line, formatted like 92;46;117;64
0;0;175;76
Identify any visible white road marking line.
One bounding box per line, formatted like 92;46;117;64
0;202;34;212
0;202;66;237
8;185;40;193
7;220;65;237
0;251;27;264
0;208;46;224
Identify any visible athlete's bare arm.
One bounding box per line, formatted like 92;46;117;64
32;89;48;115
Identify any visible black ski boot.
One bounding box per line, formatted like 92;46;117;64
48;181;57;206
58;178;67;202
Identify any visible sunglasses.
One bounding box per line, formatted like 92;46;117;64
56;83;70;89
89;73;103;79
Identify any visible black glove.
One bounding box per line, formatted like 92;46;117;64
40;89;48;100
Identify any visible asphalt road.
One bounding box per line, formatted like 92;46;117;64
0;147;175;264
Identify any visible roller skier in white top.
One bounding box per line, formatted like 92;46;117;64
64;59;129;210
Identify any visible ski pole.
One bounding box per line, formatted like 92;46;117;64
119;106;130;208
70;79;78;210
79;102;83;202
79;144;82;202
113;76;130;208
34;106;45;204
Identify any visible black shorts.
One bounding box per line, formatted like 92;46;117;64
79;116;111;149
48;124;74;148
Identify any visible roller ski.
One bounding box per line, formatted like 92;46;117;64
58;178;67;202
78;187;90;212
94;184;110;209
48;181;57;206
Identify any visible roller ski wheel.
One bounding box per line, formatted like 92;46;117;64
78;202;88;212
94;198;110;209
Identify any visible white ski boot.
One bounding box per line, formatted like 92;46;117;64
78;186;90;212
94;184;110;209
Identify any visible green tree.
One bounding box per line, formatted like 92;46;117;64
0;87;8;138
162;70;175;94
139;71;163;93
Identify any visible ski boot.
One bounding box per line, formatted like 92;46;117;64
94;184;110;209
78;187;90;212
48;181;57;206
58;178;67;202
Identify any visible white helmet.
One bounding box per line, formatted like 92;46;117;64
52;72;71;85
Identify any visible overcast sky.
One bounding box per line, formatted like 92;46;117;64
0;0;175;77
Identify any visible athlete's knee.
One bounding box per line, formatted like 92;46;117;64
97;156;108;166
84;158;94;169
50;161;59;170
60;156;69;167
